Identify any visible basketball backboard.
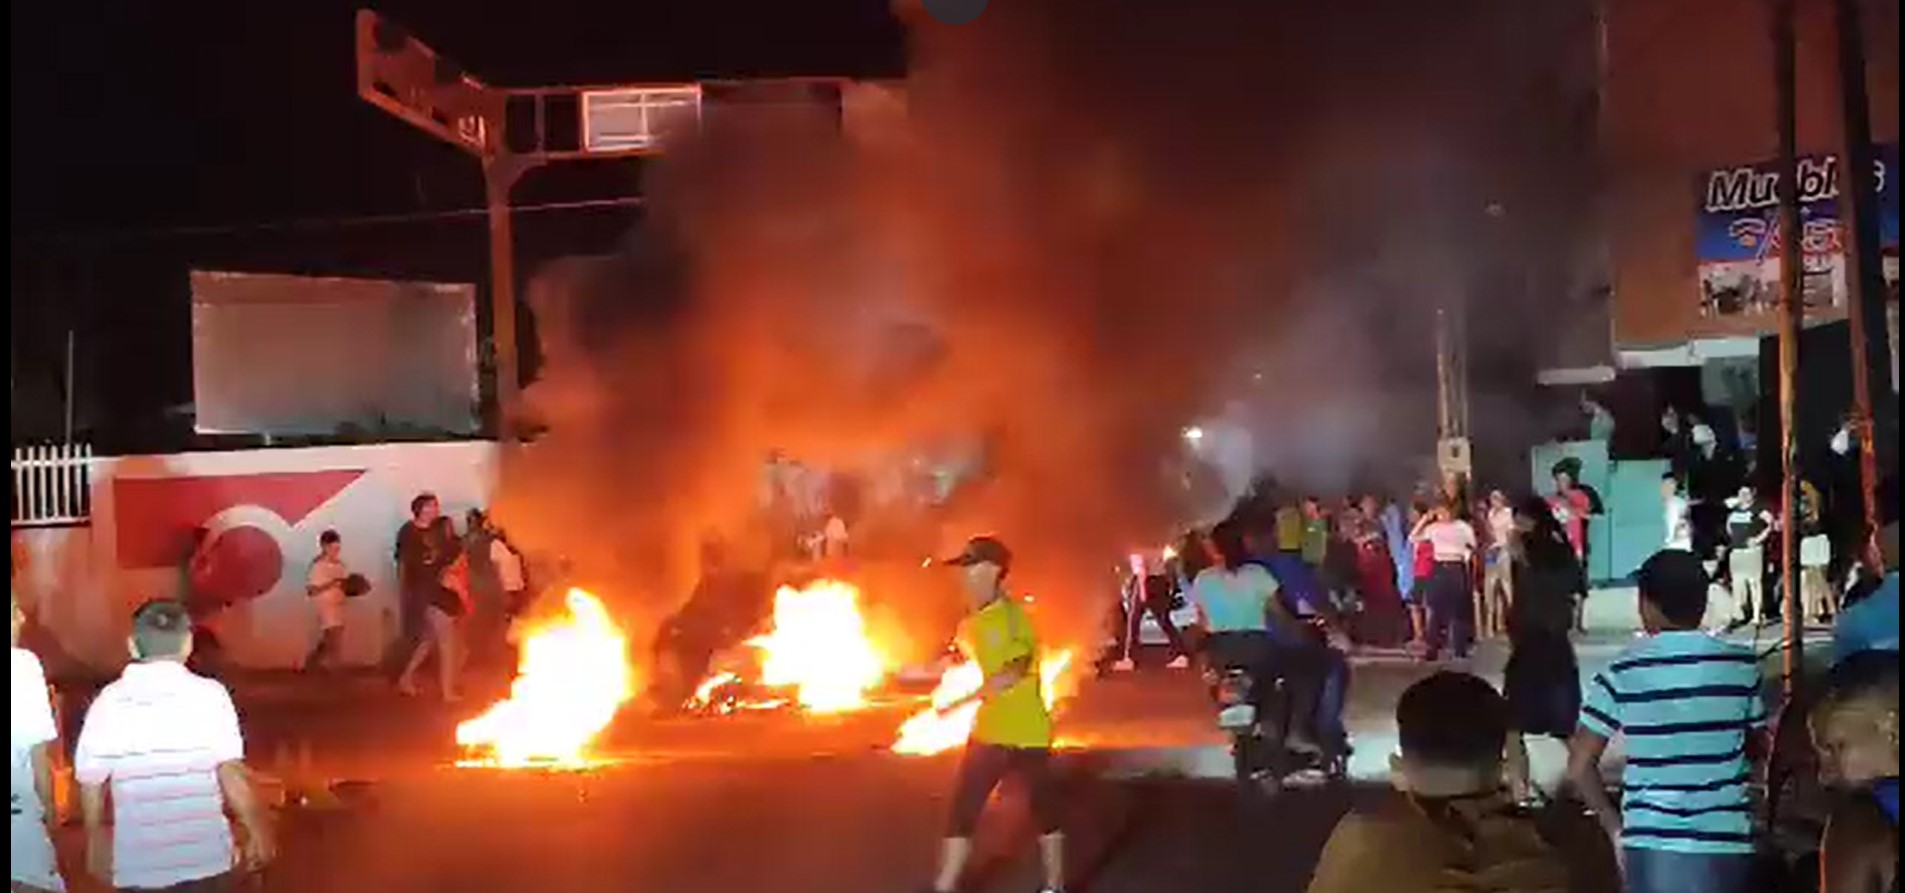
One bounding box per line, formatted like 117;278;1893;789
580;86;702;154
355;9;502;157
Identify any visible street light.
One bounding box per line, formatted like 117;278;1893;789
1181;426;1205;445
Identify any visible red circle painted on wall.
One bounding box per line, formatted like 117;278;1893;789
193;526;284;606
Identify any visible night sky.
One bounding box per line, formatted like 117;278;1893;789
9;1;906;448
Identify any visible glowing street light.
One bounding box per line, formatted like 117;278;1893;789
1181;426;1205;445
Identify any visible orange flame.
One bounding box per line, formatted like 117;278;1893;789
746;579;891;713
892;649;1075;756
455;588;633;768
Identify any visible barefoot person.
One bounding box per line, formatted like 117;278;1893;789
924;536;1065;893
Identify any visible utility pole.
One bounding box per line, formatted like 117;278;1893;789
1830;0;1894;561
353;10;701;440
1770;0;1804;694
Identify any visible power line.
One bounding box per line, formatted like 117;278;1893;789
35;195;648;242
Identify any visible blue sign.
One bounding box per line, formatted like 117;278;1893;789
1694;144;1899;318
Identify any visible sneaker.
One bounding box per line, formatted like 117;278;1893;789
1110;658;1136;672
1165;655;1191;670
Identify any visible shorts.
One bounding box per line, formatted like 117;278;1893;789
947;743;1060;837
1800;535;1831;569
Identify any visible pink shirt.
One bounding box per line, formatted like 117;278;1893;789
75;661;244;890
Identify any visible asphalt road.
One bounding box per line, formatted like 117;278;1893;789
51;755;1617;893
42;639;1649;893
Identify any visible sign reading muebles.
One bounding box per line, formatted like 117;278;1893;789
1695;144;1899;321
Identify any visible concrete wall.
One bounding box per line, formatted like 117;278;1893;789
12;442;498;673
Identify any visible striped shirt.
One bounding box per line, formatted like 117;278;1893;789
74;661;243;890
1580;631;1767;854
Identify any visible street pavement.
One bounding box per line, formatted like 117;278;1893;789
45;603;1818;893
43;635;1633;893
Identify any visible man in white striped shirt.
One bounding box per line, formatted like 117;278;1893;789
75;600;274;893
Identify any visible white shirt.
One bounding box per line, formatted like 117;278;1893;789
490;539;526;593
1691;422;1718;459
306;556;349;631
1418;519;1478;563
823;516;850;557
75;661;244;890
1664;494;1694;551
11;647;63;891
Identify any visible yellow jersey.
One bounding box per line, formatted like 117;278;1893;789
960;597;1052;749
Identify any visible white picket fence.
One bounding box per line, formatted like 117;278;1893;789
11;443;95;527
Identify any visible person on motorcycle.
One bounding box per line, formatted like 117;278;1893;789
1188;520;1320;752
1246;521;1355;757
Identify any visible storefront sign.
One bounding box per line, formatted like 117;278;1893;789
1694;143;1900;320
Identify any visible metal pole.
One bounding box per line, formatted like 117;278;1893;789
484;161;524;443
1830;0;1892;564
1771;0;1804;694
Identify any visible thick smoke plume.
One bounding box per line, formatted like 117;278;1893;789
493;0;1591;657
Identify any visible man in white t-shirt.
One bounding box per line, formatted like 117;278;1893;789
1661;473;1694;552
304;529;350;673
76;599;274;892
12;594;65;893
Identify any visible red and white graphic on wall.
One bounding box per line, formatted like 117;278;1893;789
114;471;366;607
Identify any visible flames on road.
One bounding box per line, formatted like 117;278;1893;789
891;649;1075;756
456;588;633;768
750;579;892;712
688;578;895;715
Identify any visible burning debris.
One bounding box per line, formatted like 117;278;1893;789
456;589;634;769
892;649;1075;756
686;578;896;715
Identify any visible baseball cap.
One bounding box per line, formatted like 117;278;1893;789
939;536;1013;573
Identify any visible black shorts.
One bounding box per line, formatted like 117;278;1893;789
947;743;1061;837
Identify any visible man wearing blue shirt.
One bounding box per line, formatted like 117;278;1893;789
1566;549;1768;893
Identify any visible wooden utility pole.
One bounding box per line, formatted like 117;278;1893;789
1830;0;1893;562
1770;0;1804;693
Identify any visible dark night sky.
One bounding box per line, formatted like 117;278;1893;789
10;1;903;232
9;1;906;446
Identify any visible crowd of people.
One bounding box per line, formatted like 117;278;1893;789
9;476;1896;893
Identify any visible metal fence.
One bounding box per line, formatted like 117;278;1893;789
11;443;94;527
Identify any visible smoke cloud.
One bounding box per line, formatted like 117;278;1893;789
492;0;1591;658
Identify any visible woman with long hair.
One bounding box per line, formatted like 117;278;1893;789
1501;496;1584;800
1188;520;1318;748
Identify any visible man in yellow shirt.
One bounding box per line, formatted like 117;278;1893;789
926;536;1064;893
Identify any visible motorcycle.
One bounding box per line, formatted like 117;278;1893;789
1209;623;1349;796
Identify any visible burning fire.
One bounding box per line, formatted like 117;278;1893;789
456;588;633;768
747;580;891;713
892;649;1075;756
